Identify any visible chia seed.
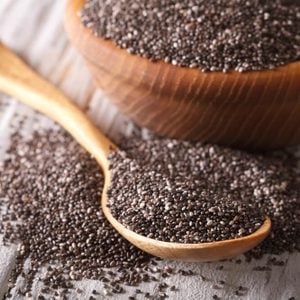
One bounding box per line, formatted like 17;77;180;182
80;0;300;72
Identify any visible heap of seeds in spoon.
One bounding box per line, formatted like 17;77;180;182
80;0;300;72
108;138;300;253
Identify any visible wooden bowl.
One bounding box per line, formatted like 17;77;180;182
65;0;300;150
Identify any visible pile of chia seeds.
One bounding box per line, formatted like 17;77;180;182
108;138;300;255
0;125;299;299
0;129;188;299
80;0;300;72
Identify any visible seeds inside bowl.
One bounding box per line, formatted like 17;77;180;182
80;0;300;72
108;137;300;251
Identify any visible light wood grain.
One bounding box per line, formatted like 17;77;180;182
65;0;300;150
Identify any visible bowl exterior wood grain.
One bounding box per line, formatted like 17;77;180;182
65;0;300;149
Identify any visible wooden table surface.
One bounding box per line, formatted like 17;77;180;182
0;1;299;299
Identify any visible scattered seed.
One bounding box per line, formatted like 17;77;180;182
0;129;179;297
1;112;299;299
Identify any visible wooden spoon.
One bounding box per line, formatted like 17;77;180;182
0;43;271;262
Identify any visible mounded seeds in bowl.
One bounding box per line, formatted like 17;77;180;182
108;138;300;252
80;0;300;72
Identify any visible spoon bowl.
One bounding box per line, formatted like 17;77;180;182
0;43;271;262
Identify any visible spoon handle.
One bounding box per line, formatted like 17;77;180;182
0;43;114;169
